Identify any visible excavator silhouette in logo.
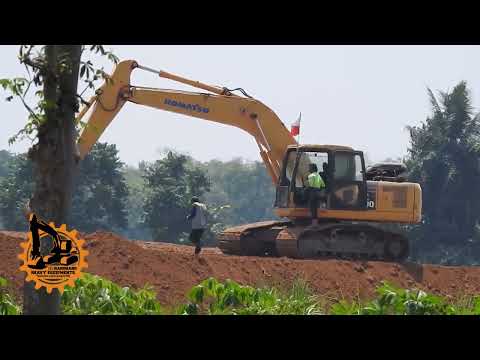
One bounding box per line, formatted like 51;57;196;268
27;214;79;270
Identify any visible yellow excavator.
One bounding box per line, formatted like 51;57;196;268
75;60;422;261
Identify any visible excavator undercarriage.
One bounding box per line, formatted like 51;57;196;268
218;220;409;262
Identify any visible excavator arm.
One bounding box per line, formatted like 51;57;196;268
76;60;297;184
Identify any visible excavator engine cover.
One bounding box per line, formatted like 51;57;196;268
366;163;408;182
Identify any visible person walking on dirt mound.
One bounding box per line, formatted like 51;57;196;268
187;196;208;255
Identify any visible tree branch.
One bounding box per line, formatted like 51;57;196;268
20;57;44;72
18;95;42;124
76;94;91;107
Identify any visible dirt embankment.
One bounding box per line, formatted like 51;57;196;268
1;230;480;307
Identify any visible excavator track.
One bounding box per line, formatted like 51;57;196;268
217;220;290;256
218;221;409;262
275;222;409;261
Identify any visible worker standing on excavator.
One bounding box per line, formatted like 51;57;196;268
187;196;208;255
307;164;326;226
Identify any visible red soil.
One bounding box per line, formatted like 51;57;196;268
1;230;480;307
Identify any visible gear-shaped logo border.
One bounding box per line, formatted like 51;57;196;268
18;223;89;294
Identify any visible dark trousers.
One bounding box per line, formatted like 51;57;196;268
190;228;205;253
308;188;320;219
308;188;323;220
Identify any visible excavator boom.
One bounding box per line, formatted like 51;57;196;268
76;60;296;183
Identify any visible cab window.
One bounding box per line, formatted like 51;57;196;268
295;151;328;187
334;152;362;181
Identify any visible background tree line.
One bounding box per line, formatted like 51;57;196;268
0;145;276;247
1;81;480;265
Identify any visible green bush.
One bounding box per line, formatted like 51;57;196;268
0;277;21;315
177;277;323;315
62;273;163;315
330;281;480;315
2;274;480;316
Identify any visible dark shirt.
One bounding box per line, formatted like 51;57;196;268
320;171;329;189
187;205;196;220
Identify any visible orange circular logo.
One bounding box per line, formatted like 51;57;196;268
18;214;88;294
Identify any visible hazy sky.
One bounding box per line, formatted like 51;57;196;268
1;45;480;166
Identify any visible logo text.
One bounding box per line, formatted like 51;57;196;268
164;98;209;113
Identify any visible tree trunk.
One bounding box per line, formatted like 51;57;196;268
23;45;81;315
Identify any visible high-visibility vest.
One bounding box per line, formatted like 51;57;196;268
308;172;325;189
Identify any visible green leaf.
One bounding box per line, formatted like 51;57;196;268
188;285;205;303
62;274;162;315
0;79;12;89
183;303;198;315
8;135;18;145
107;53;120;64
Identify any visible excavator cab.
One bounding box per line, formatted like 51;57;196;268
276;145;368;212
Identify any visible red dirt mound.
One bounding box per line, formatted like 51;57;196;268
2;230;480;307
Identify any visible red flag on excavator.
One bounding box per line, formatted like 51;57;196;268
290;113;301;136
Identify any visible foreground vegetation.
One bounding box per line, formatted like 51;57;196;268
2;274;480;315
